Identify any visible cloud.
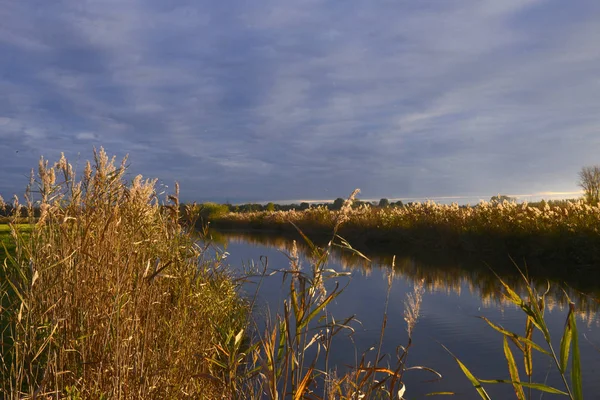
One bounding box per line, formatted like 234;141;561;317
1;0;600;202
76;132;98;141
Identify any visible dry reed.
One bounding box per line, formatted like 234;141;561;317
1;149;248;398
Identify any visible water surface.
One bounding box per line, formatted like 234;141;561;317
212;230;600;399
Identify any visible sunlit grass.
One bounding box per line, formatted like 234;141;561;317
0;149;249;398
0;224;31;260
1;150;595;399
213;199;600;266
447;266;585;400
215;199;600;236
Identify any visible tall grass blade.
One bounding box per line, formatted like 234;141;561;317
503;336;525;400
524;317;533;378
569;303;582;400
441;344;491;400
297;283;340;331
425;392;455;396
559;306;573;374
479;317;550;355
293;365;314;400
478;379;568;395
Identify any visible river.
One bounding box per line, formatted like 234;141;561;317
209;229;600;399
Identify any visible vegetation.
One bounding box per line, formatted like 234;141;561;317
448;267;584;400
211;198;600;268
579;165;600;205
1;151;596;399
0;224;31;262
0;153;438;399
0;150;248;398
203;197;403;215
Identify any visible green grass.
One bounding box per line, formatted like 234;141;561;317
0;224;30;260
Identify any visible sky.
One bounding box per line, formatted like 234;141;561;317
1;0;599;204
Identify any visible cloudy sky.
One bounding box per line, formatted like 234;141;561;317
1;0;599;203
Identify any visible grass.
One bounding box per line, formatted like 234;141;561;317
0;150;593;399
211;199;600;270
447;266;585;400
0;161;437;399
0;149;249;398
0;224;30;259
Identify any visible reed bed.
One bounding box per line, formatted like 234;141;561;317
215;200;600;237
1;151;594;399
1;149;248;398
1;174;438;399
212;200;600;265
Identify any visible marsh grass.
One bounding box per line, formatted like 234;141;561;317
8;151;587;399
213;199;600;267
446;263;584;400
0;149;249;398
1;154;437;399
223;190;442;399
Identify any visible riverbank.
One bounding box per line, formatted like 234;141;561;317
210;201;600;272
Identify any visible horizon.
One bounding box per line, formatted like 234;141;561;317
209;190;585;206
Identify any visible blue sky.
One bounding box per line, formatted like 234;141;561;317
1;0;599;203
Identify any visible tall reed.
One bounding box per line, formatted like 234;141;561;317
222;190;440;399
0;149;248;398
445;264;583;400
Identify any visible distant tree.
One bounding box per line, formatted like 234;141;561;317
490;194;516;203
331;198;345;210
393;200;404;208
199;202;229;220
352;200;367;209
579;165;600;205
299;202;310;210
237;203;262;212
266;202;276;212
378;198;390;208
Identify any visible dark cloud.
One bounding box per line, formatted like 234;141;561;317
1;0;599;203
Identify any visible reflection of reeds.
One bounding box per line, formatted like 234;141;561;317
405;279;424;338
215;229;600;321
215;199;600;267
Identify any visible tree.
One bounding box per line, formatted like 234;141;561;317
490;194;516;204
266;202;276;212
199;202;229;220
378;198;390;208
579;165;600;205
331;198;345;210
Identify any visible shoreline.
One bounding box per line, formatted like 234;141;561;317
209;218;600;286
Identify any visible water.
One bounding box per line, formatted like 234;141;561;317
210;229;600;399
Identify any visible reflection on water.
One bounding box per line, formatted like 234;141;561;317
209;228;600;398
211;229;600;324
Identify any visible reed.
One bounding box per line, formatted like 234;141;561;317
217;190;440;399
4;150;592;399
212;199;600;267
0;149;248;398
446;263;584;400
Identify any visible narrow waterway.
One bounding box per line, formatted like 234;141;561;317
211;229;600;399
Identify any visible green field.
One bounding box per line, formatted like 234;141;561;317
0;224;15;258
0;224;31;257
